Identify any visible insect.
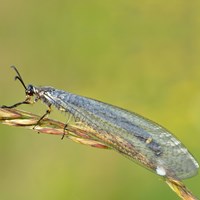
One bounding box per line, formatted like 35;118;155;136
3;66;199;181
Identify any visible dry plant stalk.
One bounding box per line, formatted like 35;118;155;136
165;177;198;200
0;107;109;149
0;107;198;200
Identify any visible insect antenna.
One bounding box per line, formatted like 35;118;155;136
2;66;31;109
11;66;27;90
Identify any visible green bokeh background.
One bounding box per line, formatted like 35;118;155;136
0;1;200;200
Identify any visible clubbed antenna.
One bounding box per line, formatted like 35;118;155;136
11;66;27;90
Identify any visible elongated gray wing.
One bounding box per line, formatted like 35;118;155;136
43;88;199;180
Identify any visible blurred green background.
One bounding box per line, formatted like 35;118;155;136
0;0;200;200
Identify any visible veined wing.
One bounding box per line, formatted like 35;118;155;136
44;89;199;180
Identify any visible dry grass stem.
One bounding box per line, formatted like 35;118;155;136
0;107;109;149
166;177;198;200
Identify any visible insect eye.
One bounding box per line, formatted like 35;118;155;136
26;84;35;96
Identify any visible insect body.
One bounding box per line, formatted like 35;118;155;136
3;66;199;181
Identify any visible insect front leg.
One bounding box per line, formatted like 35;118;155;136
1;97;33;108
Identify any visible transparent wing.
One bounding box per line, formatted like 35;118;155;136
45;90;199;180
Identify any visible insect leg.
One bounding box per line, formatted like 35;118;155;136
2;98;32;108
33;105;52;129
61;114;72;140
61;124;68;140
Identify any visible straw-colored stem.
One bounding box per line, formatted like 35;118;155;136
0;107;109;149
165;177;198;200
